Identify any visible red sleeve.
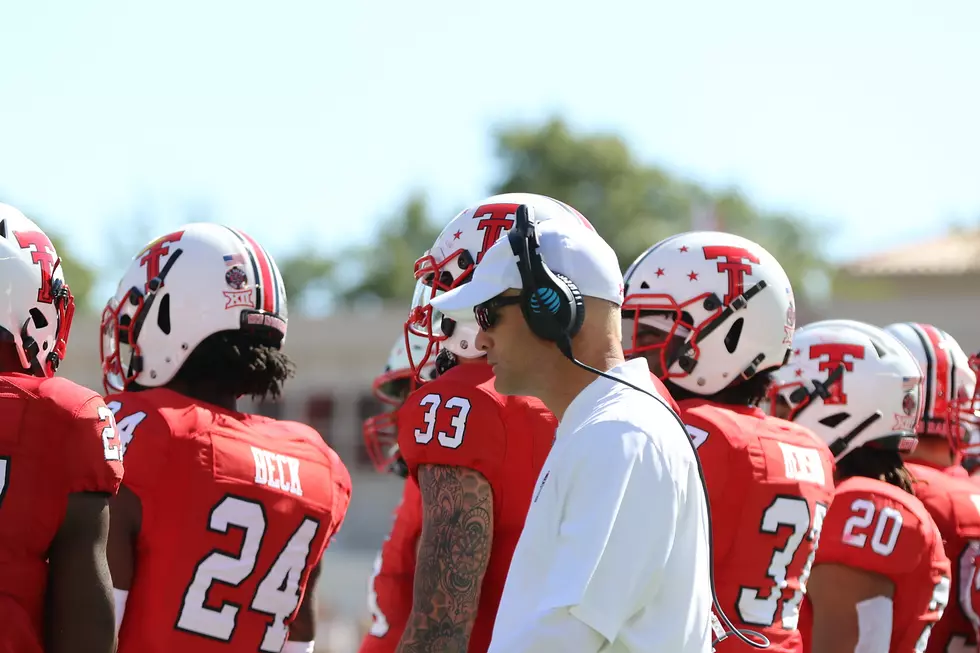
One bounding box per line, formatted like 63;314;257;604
678;407;732;523
397;380;506;482
323;441;353;539
103;394;172;501
816;487;927;577
259;418;353;538
62;394;124;495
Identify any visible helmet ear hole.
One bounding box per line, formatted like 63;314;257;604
870;338;888;359
30;308;48;329
819;413;849;428
724;318;744;354
157;294;172;335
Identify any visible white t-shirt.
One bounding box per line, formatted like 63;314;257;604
488;359;712;653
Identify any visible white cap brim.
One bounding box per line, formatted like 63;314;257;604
430;278;509;316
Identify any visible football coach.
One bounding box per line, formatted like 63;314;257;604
429;205;712;653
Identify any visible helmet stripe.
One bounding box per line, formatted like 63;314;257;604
229;228;277;314
222;226;263;311
911;323;951;423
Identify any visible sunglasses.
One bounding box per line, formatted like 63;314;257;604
474;295;522;331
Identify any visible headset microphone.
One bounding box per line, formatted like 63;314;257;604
507;204;771;650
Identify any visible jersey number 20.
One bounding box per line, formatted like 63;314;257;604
176;494;320;652
738;496;828;629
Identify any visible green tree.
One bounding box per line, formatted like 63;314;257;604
277;250;335;314
490;117;830;302
330;193;443;308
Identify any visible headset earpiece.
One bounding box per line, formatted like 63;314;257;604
508;205;586;345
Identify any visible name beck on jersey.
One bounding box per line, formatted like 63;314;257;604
251;446;304;497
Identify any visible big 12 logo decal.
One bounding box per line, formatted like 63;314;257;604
15;230;58;303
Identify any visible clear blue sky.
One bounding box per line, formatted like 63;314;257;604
2;0;978;296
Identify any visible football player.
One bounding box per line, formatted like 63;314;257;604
621;231;835;653
0;203;124;653
102;224;351;653
395;193;638;653
774;319;949;653
884;322;980;652
362;330;437;478
359;331;435;653
968;352;980;479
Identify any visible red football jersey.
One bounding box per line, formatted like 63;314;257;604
0;373;124;653
802;476;951;653
359;476;423;653
944;465;970;479
105;388;351;653
680;398;835;653
907;461;980;653
396;361;556;653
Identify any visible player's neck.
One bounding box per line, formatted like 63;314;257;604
905;438;955;468
0;344;30;375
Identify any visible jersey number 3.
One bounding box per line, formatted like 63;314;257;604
413;393;471;449
176;495;320;652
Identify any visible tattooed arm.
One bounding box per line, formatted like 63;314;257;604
395;464;494;653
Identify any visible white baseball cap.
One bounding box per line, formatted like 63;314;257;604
430;219;624;316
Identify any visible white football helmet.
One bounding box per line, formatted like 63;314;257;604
406;193;595;376
622;231;796;395
883;323;978;455
0;203;75;377
969;353;980;463
771;319;923;462
363;332;437;474
101;223;287;393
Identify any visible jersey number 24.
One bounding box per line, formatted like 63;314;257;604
175;494;320;652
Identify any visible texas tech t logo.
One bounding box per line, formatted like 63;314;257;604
15;231;58;303
702;246;761;305
809;343;866;405
473;204;516;263
139;231;185;291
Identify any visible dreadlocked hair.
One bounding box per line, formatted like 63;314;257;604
836;447;916;495
173;329;295;401
435;348;459;377
667;370;775;408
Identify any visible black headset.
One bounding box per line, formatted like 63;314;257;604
507;204;585;352
503;203;770;651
